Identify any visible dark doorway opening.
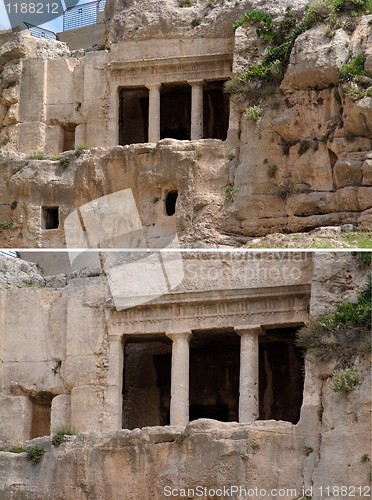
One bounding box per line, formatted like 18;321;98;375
42;206;59;230
259;327;304;424
165;190;178;216
160;83;191;140
189;329;239;422
119;87;149;145
122;337;171;429
62;124;76;152
203;80;229;140
30;392;53;439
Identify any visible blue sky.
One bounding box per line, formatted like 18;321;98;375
0;0;91;34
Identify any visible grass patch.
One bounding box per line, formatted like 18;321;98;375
9;446;26;453
344;231;372;248
29;153;47;160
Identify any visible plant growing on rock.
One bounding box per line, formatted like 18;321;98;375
296;276;371;359
52;425;76;447
277;177;295;199
330;367;358;392
230;0;371;104
26;445;45;464
224;183;239;202
178;0;195;6
244;105;262;122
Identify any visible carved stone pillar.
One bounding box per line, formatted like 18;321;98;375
146;83;161;143
166;331;192;426
235;325;262;423
189;80;204;140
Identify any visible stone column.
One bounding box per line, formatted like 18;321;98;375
235;325;262;423
102;335;124;432
146;83;161;143
189;80;204;140
166;331;192;426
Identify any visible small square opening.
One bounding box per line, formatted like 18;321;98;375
42;206;59;230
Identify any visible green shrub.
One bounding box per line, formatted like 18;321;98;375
304;445;314;456
303;0;335;26
58;156;70;166
74;147;87;157
52;425;76;447
330;368;358;392
244;105;262;121
174;432;188;444
277;178;295;198
225;183;239;202
178;0;195;7
340;53;367;82
267;163;278;178
296;276;371;356
332;0;372;13
0;221;13;230
26;446;45;464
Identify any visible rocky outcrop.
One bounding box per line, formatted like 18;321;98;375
0;348;370;500
0;6;371;245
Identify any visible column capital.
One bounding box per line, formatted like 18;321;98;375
235;325;263;336
188;79;204;86
166;331;192;343
146;83;162;90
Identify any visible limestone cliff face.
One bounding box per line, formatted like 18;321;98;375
0;4;371;245
0;252;370;499
0;355;370;499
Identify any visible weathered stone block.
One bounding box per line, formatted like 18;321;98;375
0;395;32;442
45;125;64;155
18;59;46;122
51;394;71;435
336;187;359;212
71;386;102;432
287;192;337;216
358;187;372;212
17;122;46;155
362;159;372;186
281;26;350;92
334;159;362;188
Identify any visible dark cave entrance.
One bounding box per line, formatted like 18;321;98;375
30;392;53;439
119;87;149;145
203;80;229;140
259;327;304;424
160;83;191;140
122;337;172;429
189;329;240;422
